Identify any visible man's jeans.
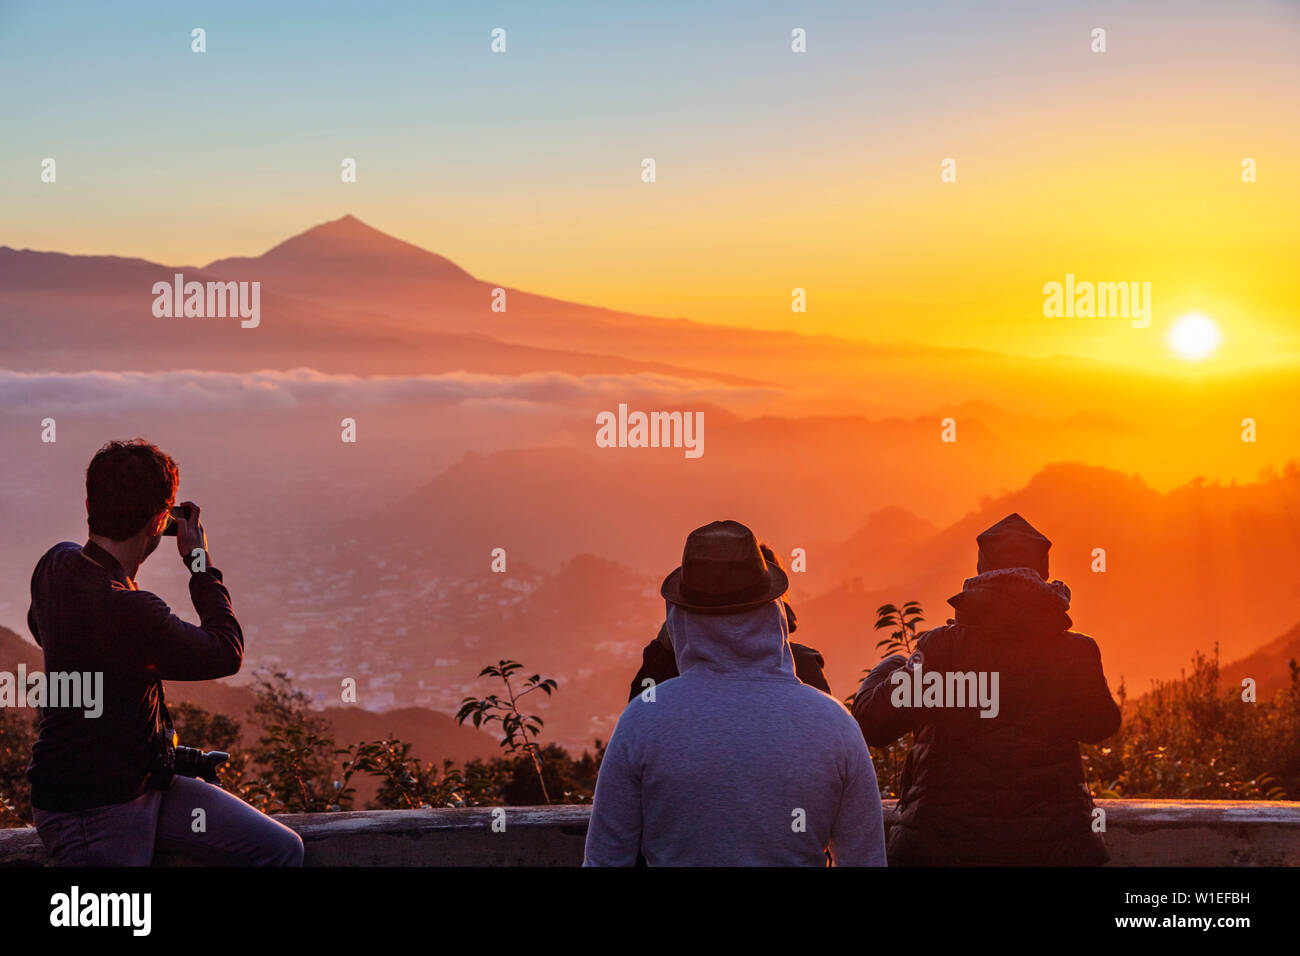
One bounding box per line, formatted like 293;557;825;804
33;776;304;866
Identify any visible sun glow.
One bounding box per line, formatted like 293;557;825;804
1168;313;1222;361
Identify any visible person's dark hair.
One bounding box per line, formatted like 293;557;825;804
86;439;179;541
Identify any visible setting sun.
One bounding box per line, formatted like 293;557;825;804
1168;313;1222;361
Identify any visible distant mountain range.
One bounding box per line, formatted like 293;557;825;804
332;456;1300;740
3;214;1299;749
798;461;1300;697
0;252;739;383
1220;620;1300;697
0;214;1178;402
3;461;1299;748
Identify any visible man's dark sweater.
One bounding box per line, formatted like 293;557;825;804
26;541;244;811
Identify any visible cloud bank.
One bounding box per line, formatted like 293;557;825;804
0;368;778;415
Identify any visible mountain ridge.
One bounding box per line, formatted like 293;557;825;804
205;214;478;283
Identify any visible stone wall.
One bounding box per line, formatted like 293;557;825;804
3;800;1299;866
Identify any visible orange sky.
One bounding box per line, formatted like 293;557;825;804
3;2;1297;369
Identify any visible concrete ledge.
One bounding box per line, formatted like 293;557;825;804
287;805;593;867
3;800;1300;866
1092;800;1300;866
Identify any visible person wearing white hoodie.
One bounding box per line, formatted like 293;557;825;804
583;520;887;867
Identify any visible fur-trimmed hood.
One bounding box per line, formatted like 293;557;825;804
948;567;1073;638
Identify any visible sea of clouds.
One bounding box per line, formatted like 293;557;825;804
0;368;778;414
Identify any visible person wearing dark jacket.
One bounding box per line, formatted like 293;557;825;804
27;439;303;866
627;544;831;702
852;513;1121;866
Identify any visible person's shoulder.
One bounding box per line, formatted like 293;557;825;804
616;682;676;722
787;684;870;749
606;686;680;749
32;541;86;580
40;541;83;564
917;622;959;647
903;623;960;663
1062;629;1104;659
790;641;825;665
639;635;674;666
788;681;853;719
93;571;169;615
109;584;168;609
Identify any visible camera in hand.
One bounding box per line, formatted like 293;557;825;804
146;727;229;789
160;504;193;537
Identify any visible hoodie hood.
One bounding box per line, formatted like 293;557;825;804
948;567;1073;639
666;598;797;680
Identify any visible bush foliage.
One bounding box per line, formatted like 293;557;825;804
2;648;1298;828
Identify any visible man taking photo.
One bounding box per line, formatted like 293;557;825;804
26;439;303;866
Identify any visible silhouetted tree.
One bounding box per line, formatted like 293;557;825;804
245;669;354;813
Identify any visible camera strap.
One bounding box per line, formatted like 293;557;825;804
156;682;176;739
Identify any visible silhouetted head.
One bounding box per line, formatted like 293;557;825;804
976;513;1050;579
660;537;796;651
661;520;789;615
85;439;179;563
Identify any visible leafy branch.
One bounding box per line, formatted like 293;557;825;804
874;601;925;659
456;660;557;804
